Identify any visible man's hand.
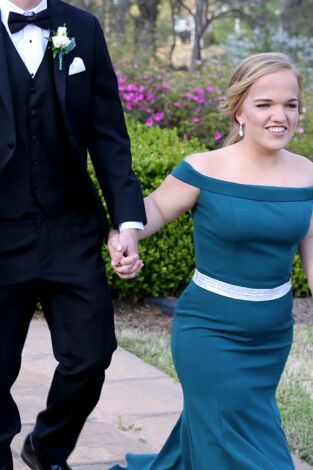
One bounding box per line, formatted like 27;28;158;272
108;228;143;279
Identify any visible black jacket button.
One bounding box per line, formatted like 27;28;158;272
7;141;15;149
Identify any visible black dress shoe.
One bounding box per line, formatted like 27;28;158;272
21;434;71;470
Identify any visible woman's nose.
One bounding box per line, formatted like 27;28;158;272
271;106;287;122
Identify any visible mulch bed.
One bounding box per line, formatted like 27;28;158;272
293;297;313;326
114;300;173;334
113;297;313;333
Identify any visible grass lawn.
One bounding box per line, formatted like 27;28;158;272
277;325;313;464
117;323;313;465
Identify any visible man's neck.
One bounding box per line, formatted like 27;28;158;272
8;0;42;11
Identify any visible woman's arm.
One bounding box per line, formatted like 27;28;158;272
299;212;313;293
108;174;199;278
138;174;199;239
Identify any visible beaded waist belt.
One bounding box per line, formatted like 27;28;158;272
192;269;292;302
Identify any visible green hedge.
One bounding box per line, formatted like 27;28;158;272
88;119;310;300
89;119;205;299
292;255;310;297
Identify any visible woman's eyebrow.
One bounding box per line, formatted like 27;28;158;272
253;98;298;102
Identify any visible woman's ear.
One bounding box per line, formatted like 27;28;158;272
235;110;242;125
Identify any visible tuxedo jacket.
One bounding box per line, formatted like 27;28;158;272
0;0;146;233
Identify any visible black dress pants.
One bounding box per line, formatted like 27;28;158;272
0;210;116;468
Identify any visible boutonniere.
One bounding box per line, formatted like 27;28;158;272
49;25;76;71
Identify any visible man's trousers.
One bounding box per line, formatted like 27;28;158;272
0;210;116;468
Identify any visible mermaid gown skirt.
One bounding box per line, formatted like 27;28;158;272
110;161;313;470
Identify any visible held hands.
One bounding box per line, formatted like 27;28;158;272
108;228;144;279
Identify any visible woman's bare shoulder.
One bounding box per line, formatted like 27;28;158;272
289;151;313;165
185;148;228;173
287;152;313;185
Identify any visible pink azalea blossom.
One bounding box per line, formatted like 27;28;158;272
207;86;215;93
194;96;207;104
142;106;152;114
123;92;136;102
117;74;127;84
193;117;201;123
195;87;205;95
214;131;222;142
296;127;304;133
162;82;170;89
146;92;156;103
134;93;145;102
153;112;165;123
183;132;190;140
127;84;138;92
146;117;154;127
182;92;194;100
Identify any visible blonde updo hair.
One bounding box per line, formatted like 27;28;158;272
222;52;303;147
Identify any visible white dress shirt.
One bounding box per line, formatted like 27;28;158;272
0;0;143;231
0;0;48;76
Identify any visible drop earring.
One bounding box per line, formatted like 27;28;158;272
239;122;244;137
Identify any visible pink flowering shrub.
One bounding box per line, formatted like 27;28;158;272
117;73;229;149
117;70;312;156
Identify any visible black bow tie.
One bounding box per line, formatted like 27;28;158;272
8;9;51;34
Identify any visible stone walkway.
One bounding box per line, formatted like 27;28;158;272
11;317;312;470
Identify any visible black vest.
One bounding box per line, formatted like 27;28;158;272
1;27;93;219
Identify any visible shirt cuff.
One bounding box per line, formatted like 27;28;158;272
119;222;144;231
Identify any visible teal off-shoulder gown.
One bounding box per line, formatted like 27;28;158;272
110;160;313;470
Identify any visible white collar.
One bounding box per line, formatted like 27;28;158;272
0;0;48;28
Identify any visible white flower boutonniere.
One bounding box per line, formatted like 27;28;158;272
50;25;76;71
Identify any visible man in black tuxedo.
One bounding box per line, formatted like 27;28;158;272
0;0;146;468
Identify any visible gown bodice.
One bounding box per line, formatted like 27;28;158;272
172;160;313;289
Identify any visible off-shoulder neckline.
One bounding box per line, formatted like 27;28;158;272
183;160;313;191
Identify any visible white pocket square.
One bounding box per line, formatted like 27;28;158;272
68;57;86;76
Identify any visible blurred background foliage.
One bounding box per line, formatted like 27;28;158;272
67;0;313;77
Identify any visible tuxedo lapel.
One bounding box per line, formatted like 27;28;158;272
49;0;75;132
52;45;67;114
49;0;67;115
49;0;85;162
0;11;14;126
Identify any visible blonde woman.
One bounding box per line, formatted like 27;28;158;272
109;53;313;469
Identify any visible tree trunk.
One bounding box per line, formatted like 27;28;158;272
135;0;160;53
168;0;179;68
117;0;132;34
190;0;208;70
281;0;306;36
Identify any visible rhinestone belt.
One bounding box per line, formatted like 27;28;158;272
192;269;292;301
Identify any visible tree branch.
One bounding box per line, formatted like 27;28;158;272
198;7;260;37
177;0;194;18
